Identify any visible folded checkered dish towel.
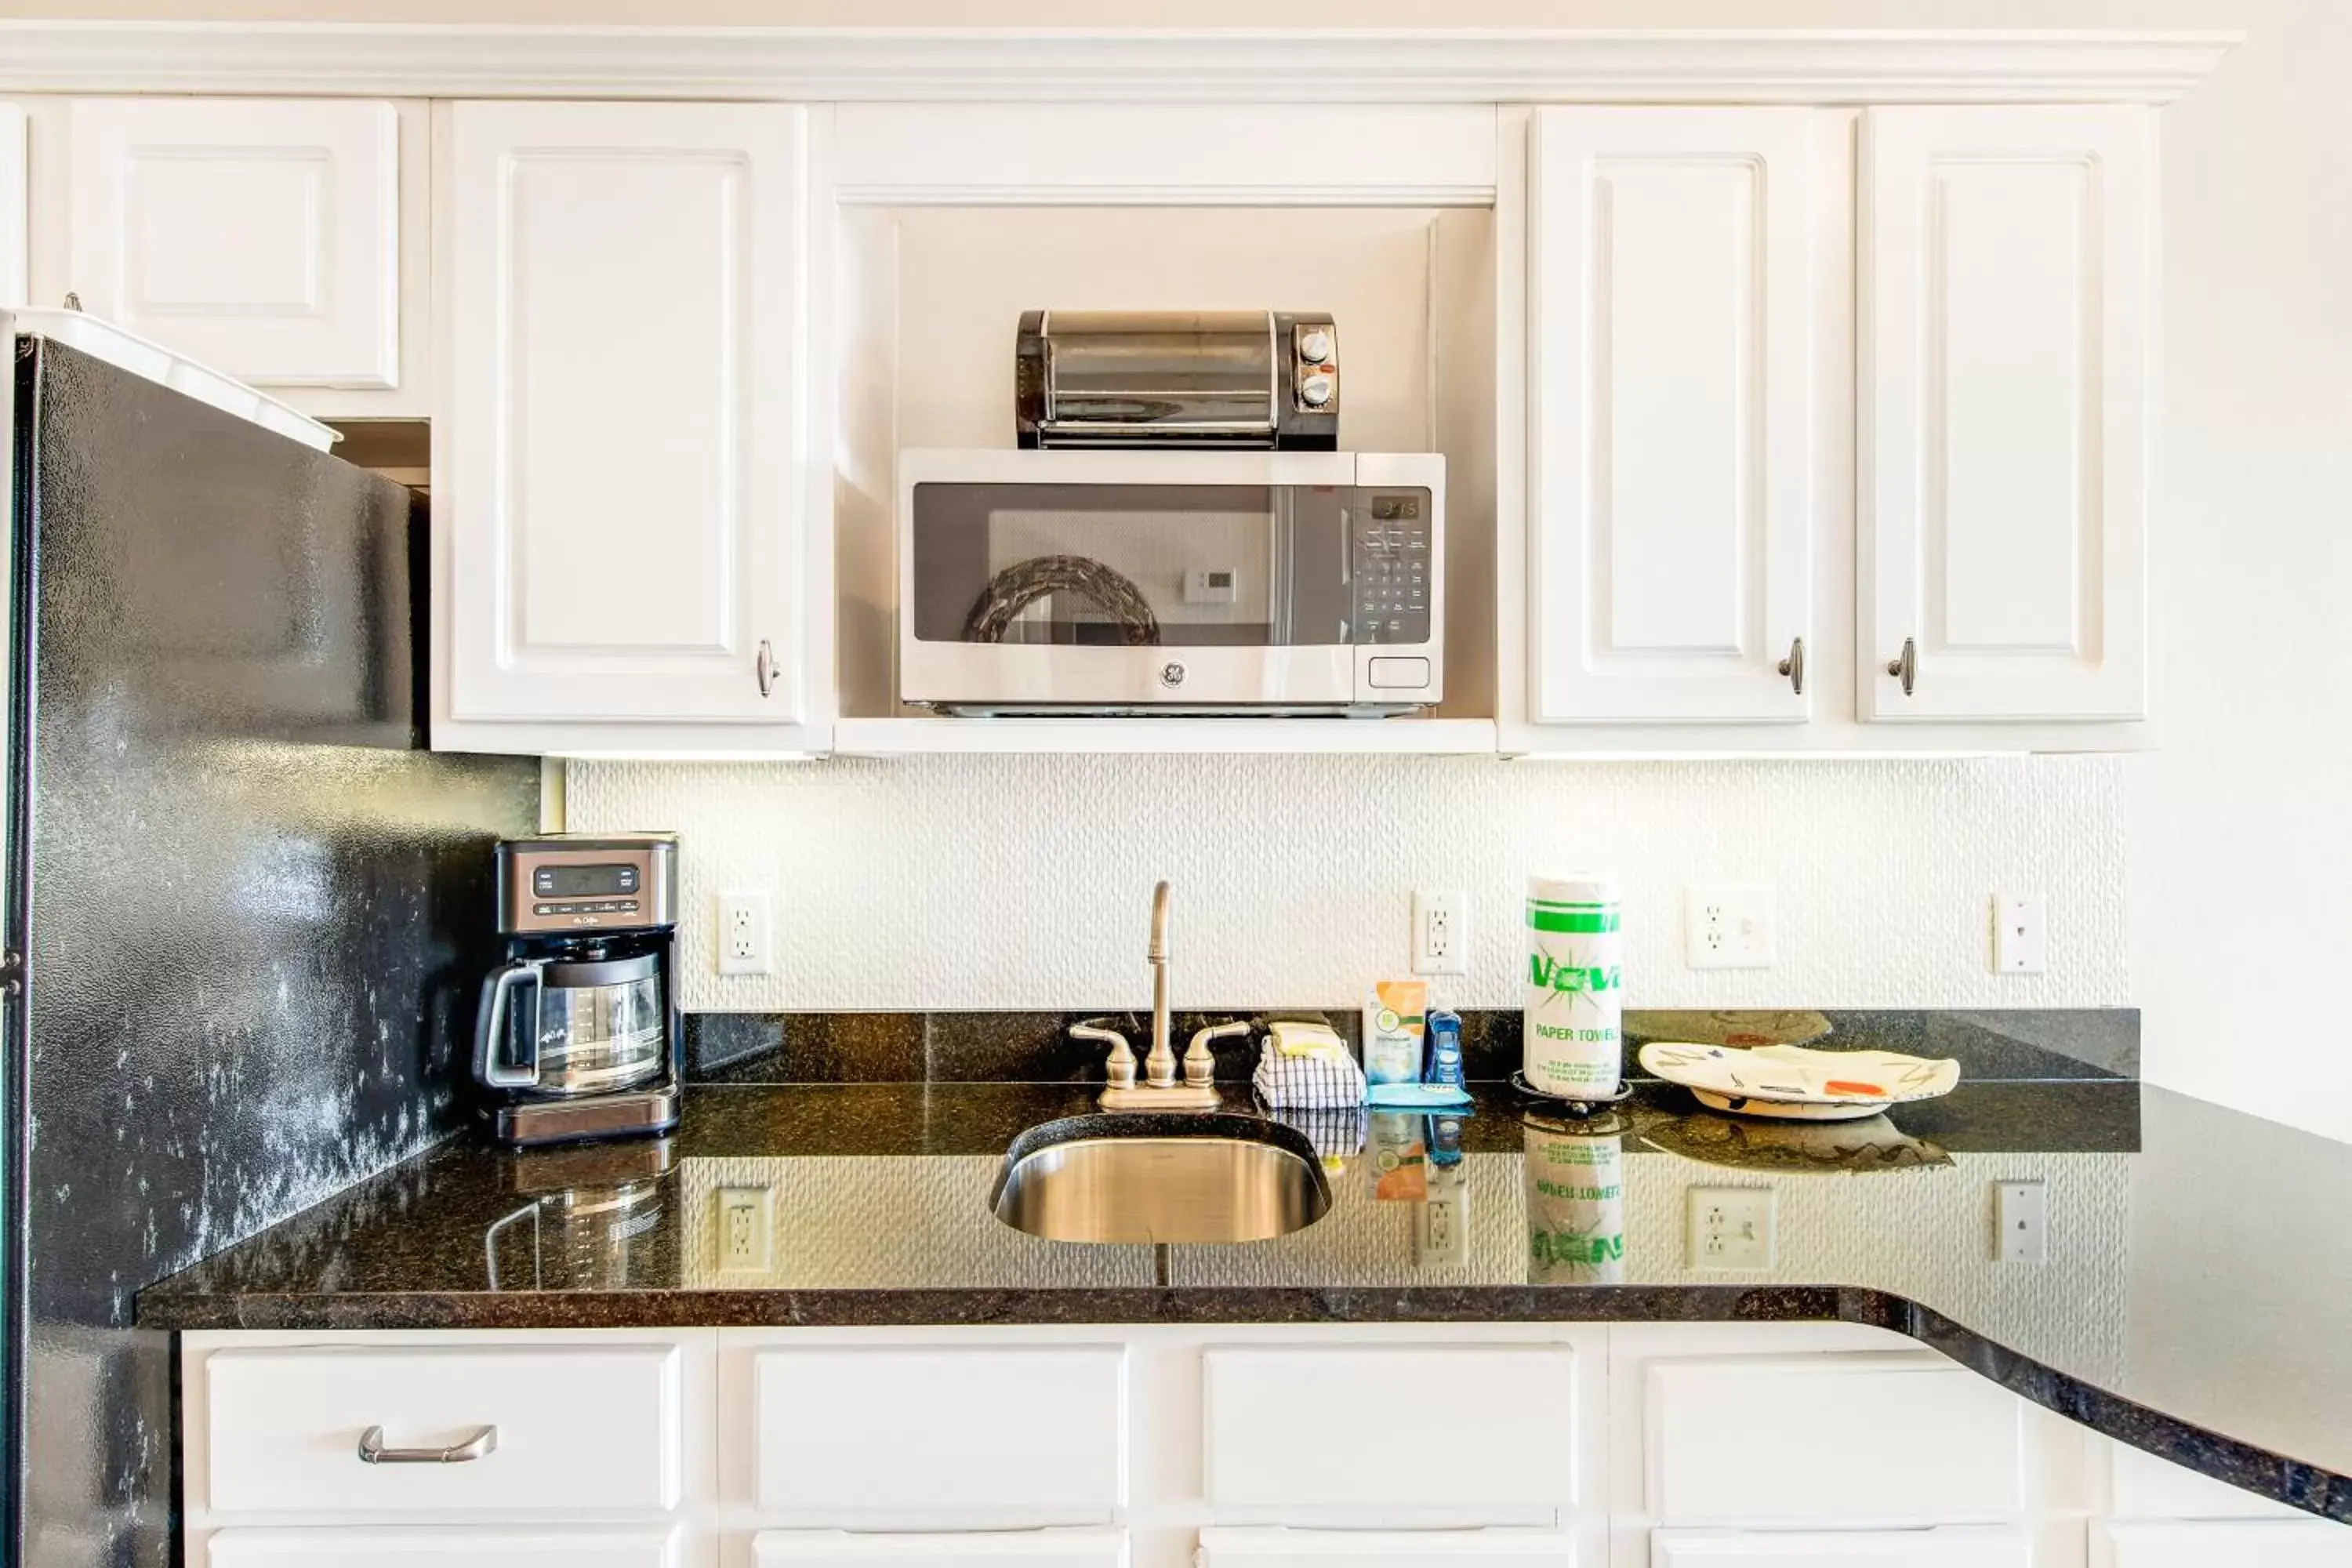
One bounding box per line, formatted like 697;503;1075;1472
1252;1034;1367;1109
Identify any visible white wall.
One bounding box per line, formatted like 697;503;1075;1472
566;755;2125;1015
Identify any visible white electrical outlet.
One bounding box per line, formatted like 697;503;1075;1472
1683;883;1777;970
716;891;773;976
1995;1180;2048;1263
1993;893;2047;975
1410;888;1468;976
1686;1186;1777;1269
715;1185;774;1272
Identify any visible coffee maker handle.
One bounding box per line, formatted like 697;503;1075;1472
474;960;545;1091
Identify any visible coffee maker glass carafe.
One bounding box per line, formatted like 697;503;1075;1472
480;950;668;1098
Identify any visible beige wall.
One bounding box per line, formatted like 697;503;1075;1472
9;0;2339;1138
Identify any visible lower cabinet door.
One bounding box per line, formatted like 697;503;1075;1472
2096;1519;2352;1566
1650;1527;2029;1566
205;1526;681;1566
1199;1526;1577;1565
753;1528;1128;1567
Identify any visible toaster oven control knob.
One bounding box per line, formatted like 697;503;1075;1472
1298;372;1335;407
1298;328;1334;365
1160;661;1188;689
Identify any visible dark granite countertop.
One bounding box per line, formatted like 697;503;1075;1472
136;1011;2352;1523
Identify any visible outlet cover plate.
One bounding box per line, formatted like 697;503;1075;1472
717;891;774;976
1686;1185;1777;1269
1684;882;1776;970
715;1184;774;1272
1411;887;1469;976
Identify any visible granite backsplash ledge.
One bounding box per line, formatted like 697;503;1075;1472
684;1007;2137;1086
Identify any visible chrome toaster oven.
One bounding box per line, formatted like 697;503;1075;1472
896;448;1445;716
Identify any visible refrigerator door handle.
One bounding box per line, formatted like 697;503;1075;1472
473;960;546;1091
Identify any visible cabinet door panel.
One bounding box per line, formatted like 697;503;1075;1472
754;1529;1128;1567
1204;1344;1577;1510
208;1526;680;1567
68;98;400;387
1646;1354;2024;1524
750;1345;1125;1519
1527;107;1813;724
2096;1519;2352;1566
1860;105;2152;722
1652;1528;2029;1566
445;100;808;727
1200;1526;1576;1565
2;103;24;307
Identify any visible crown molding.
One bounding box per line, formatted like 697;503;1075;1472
0;24;2240;105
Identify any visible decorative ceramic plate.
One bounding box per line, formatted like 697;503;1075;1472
1638;1042;1960;1121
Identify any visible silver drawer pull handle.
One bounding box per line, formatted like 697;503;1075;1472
358;1424;497;1465
1886;636;1918;696
755;638;776;698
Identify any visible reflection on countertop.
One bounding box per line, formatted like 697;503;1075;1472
135;1068;2352;1523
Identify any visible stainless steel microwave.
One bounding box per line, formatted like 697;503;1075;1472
897;449;1445;716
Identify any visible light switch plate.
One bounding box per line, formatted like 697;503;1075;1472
1687;1185;1777;1269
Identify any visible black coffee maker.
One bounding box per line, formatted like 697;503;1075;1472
472;833;684;1146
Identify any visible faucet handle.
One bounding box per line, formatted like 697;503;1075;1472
1072;1022;1138;1091
1184;1021;1252;1089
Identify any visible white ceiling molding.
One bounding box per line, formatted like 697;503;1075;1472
0;25;2239;106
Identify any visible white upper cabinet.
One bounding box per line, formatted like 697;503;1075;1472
1;103;24;307
1526;107;1815;725
1860;104;2154;724
65;98;404;390
439;100;825;751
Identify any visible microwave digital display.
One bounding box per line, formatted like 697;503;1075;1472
1370;495;1421;521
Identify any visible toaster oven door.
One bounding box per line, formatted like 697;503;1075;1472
897;452;1436;713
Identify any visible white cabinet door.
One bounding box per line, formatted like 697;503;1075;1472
754;1530;1128;1567
1860;105;2154;723
208;1526;681;1567
67;98;401;388
2096;1519;2352;1566
1200;1526;1577;1565
1;103;24;307
750;1345;1125;1519
444;100;813;734
1526;107;1814;725
1652;1527;2030;1566
1203;1345;1578;1510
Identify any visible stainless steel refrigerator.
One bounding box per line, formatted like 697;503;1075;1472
0;321;539;1567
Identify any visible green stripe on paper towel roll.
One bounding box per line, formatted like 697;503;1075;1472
1526;909;1622;934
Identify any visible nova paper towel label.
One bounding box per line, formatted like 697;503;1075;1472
1524;873;1623;1098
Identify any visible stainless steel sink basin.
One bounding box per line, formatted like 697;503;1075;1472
989;1113;1331;1245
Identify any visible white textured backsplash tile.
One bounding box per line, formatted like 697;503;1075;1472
564;754;2126;1013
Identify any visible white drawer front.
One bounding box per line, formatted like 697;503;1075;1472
207;1526;681;1567
751;1346;1127;1518
1646;1355;2022;1524
753;1527;1129;1566
204;1344;683;1515
2097;1519;2352;1566
2108;1443;2303;1520
1203;1345;1577;1510
1200;1526;1577;1565
1652;1527;2030;1566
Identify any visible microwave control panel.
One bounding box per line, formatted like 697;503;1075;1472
1348;490;1433;645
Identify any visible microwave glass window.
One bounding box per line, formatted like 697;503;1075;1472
910;481;1433;648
